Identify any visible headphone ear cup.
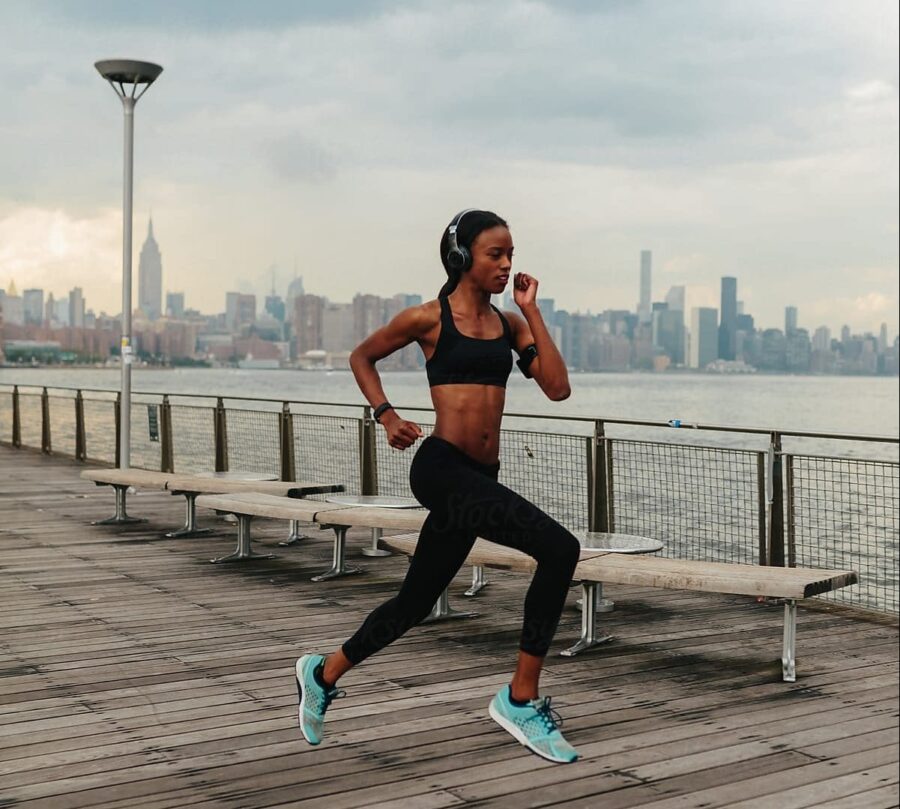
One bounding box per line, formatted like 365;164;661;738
447;247;470;272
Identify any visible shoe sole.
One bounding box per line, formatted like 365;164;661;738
488;699;578;764
295;655;320;745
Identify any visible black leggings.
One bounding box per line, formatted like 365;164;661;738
341;435;581;665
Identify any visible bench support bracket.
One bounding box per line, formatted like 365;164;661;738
92;485;148;526
279;519;312;547
166;493;214;539
423;589;479;623
464;565;489;597
560;582;614;657
312;525;363;581
212;515;275;563
782;599;797;682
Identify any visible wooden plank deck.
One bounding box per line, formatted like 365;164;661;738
0;446;897;809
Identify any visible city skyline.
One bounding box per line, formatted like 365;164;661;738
0;2;897;334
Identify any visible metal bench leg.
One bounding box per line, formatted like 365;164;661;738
423;588;479;623
463;565;489;597
362;526;391;557
92;485;148;525
782;599;797;682
560;582;614;657
576;581;615;613
211;515;275;563
279;519;312;547
311;526;363;581
166;493;213;538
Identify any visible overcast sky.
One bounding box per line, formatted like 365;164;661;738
1;0;897;334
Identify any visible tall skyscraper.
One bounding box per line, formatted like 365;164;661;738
691;307;719;369
878;323;889;352
813;326;831;352
23;289;44;325
785;306;798;334
138;218;163;320
69;287;85;328
718;277;737;360
637;250;652;323
664;285;685;312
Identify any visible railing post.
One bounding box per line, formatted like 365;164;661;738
785;454;796;567
756;450;767;565
280;402;296;482
214;397;229;472
12;385;21;447
766;431;786;567
41;387;51;454
588;420;610;532
160;395;174;473
75;390;86;462
606;437;616;531
360;405;378;495
114;392;121;468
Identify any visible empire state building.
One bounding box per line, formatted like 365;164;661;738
138;218;163;320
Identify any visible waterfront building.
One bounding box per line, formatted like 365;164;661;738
23;289;44;325
166;292;185;319
690;307;718;369
138;218;163;320
718;276;738;360
225;292;256;332
68;287;85;329
637;250;652;324
785;306;798;334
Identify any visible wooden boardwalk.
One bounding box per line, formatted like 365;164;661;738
1;446;897;809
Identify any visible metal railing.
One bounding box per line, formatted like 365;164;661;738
1;383;897;615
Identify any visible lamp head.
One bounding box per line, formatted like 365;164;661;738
95;59;163;85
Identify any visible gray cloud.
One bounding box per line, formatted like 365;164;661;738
0;0;896;333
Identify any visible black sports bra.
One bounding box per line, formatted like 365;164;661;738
425;295;515;388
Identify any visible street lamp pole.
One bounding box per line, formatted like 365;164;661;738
95;59;163;470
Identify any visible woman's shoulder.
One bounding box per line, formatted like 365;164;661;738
398;298;441;337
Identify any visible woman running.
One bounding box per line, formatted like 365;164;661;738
296;209;582;763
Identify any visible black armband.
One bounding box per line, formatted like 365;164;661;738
516;343;538;378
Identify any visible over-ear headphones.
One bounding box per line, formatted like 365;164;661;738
445;208;479;273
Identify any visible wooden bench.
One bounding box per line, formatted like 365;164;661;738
194;492;426;573
80;469;344;539
380;534;858;682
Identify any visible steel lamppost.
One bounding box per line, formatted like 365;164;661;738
95;59;163;470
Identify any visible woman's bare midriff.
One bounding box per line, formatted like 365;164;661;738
429;384;505;466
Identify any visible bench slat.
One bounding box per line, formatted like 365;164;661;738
165;477;341;497
194;493;340;520
80;469;174;489
315;506;427;530
380;534;857;600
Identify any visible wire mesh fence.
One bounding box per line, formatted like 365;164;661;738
170;404;216;473
0;388;12;444
788;454;899;614
608;438;763;565
1;383;897;615
227;408;281;477
18;393;43;450
82;395;116;464
292;411;362;498
129;400;162;471
48;393;77;457
375;420;434;497
500;428;590;529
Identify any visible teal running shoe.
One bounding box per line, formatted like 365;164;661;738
295;654;345;745
488;685;579;763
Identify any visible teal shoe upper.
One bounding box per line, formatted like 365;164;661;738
492;685;579;763
298;654;344;745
